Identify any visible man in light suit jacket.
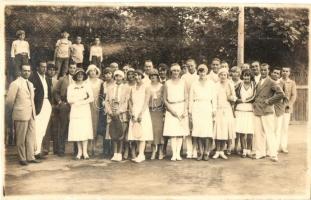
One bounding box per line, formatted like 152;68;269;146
6;65;40;165
29;61;52;159
253;63;285;162
270;67;286;155
280;66;297;153
54;63;77;156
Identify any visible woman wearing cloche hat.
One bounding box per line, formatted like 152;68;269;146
67;68;94;160
86;64;103;156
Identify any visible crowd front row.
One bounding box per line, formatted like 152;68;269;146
6;59;297;165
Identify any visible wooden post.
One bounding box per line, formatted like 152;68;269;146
237;6;244;67
308;8;311;121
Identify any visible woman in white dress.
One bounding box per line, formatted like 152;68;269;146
67;68;94;160
163;63;189;161
86;64;103;156
123;68;137;160
128;69;153;163
234;69;256;158
213;67;236;160
189;64;217;161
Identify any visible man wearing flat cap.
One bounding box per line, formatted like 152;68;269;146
10;30;30;82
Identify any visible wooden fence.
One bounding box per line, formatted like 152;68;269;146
290;71;308;122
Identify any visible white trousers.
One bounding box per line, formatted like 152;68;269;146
185;136;193;156
254;114;277;157
274;114;284;153
281;113;290;151
35;99;52;155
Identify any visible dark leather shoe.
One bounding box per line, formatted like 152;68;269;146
34;154;46;160
28;160;41;164
203;153;209;161
19;160;28;166
197;154;203;161
58;153;65;157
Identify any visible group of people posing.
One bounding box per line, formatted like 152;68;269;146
6;30;297;166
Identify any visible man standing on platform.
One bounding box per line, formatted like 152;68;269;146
29;61;52;159
6;65;40;165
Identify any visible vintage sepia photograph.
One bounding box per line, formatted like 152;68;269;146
2;2;310;199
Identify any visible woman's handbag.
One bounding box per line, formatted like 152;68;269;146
109;115;123;140
132;121;143;139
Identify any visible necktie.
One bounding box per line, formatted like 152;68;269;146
260;78;264;86
26;80;31;93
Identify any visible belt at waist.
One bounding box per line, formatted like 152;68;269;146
167;99;185;104
16;52;28;56
149;105;164;111
194;99;210;102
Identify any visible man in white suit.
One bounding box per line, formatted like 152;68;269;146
6;65;40;165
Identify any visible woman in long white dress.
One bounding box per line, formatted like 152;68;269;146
189;64;217;161
163;63;189;161
67;68;94;160
86;64;103;156
213;67;236;160
123;68;137;160
235;69;256;158
128;69;153;163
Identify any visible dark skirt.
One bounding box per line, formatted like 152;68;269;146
150;110;164;145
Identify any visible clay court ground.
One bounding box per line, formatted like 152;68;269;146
3;124;310;199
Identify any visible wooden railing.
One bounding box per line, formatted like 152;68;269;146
291;85;308;123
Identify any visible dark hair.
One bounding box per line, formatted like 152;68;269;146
134;69;145;78
186;59;196;64
158;63;168;71
241;69;255;82
271;67;282;72
212;58;221;63
251;61;260;66
282;66;291;71
72;70;87;81
261;63;270;69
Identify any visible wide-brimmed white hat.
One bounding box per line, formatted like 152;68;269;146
114;70;125;79
218;67;229;75
86;64;101;76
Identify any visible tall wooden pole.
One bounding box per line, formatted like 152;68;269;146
237;6;245;67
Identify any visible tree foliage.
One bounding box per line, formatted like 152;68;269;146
5;6;308;74
245;7;308;72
